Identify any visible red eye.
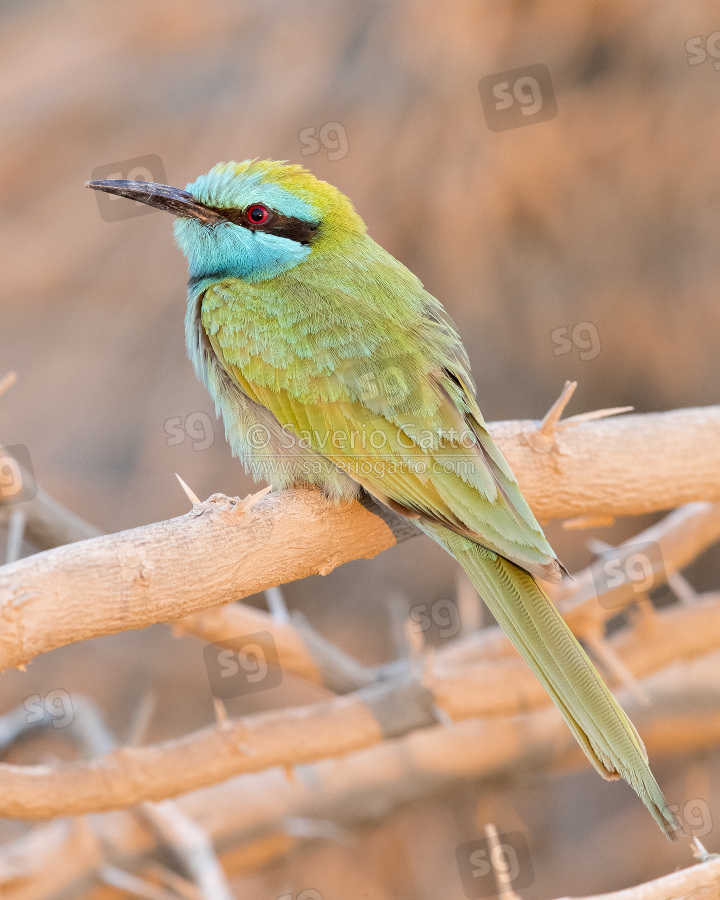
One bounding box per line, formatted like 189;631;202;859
247;204;269;225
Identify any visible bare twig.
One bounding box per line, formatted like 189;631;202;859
138;801;234;900
4;508;26;564
98;865;180;900
0;480;102;551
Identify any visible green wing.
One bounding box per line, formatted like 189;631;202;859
201;271;560;581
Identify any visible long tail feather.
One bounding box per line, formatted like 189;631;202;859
423;523;679;840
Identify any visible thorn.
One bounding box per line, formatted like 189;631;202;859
213;697;229;727
433;704;454;729
421;644;436;684
563;515;616;530
5;508;26;564
627;597;658;635
0;370;18;398
538;380;577;436
233;484;272;514
265;585;290;623
175;473;201;506
284;763;299;784
125;690;157;747
557;405;634;431
483;823;523;899
667;571;699;606
691;836;718;861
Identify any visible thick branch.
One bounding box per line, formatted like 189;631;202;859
1;406;719;675
553;855;720;900
4;666;720;895
0;490;395;674
493;404;720;519
176;501;720;690
4;585;720;820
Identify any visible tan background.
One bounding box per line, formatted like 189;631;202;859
1;0;720;896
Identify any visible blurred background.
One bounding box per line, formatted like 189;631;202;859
1;0;720;896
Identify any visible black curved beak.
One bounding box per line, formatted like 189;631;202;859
85;180;224;224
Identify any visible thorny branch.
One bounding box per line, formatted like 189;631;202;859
1;496;720;818
0;402;719;675
1;379;720;897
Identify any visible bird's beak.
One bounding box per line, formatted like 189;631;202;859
85;180;224;224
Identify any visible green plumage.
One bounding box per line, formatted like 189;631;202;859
191;162;677;838
429;525;673;835
89;159;678;838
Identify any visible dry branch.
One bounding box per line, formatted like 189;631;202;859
4;573;720;820
0;674;437;818
0;488;399;675
172;603;376;693
5;662;720;898
495;404;720;519
0;482;101;552
1;405;719;676
0;410;720;818
174;500;720;691
553;854;720;899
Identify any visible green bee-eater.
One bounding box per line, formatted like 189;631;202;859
88;160;677;838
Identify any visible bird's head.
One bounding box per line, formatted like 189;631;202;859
87;159;365;282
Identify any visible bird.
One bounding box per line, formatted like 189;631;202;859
87;160;678;839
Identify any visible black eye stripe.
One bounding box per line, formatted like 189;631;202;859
207;205;320;244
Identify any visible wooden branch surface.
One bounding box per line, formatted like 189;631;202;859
1;406;719;676
4;664;720;894
176;500;720;690
3;584;720;819
554;855;720;900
